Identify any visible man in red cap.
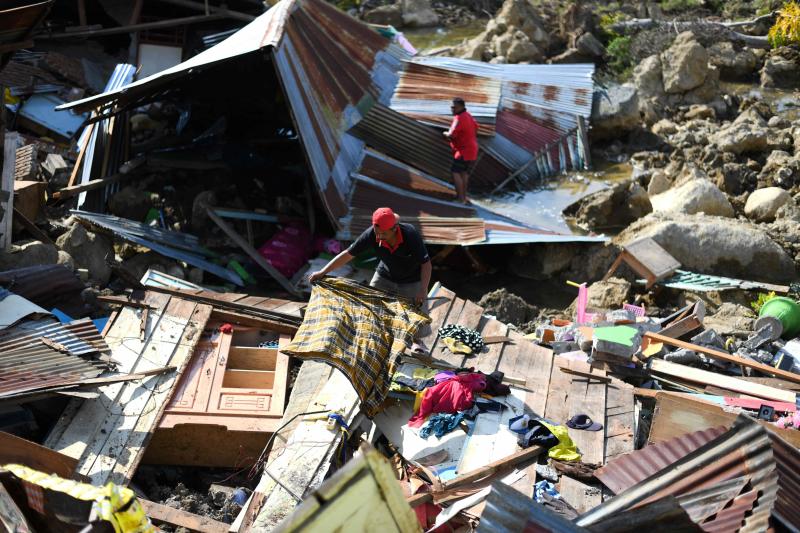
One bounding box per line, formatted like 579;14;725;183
308;207;431;306
443;97;478;204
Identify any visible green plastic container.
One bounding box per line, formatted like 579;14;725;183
759;297;800;339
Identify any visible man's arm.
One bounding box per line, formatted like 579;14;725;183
308;251;354;283
443;115;459;138
416;259;432;306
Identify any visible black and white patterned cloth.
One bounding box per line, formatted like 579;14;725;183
438;324;485;353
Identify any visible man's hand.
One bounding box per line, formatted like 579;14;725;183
307;270;325;283
414;289;426;307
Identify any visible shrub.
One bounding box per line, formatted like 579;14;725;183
751;291;777;313
768;1;800;47
607;35;633;80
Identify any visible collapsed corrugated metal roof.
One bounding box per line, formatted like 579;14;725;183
0;317;113;400
58;0;603;246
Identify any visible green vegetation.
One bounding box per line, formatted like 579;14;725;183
660;0;704;13
756;0;786;15
606;35;633;80
751;291;777;313
769;1;800;46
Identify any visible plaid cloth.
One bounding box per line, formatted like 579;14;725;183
283;277;430;417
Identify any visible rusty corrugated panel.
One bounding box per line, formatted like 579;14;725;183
478;482;589;533
0;265;85;311
358;148;456;200
390;62;501;134
348;212;486;245
348;176;475;218
577;417;778;533
595;426;728;495
770;435;800;530
0;318;112;399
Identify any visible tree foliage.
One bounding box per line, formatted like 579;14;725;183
769;1;800;47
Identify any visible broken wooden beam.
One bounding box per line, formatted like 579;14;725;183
644;331;800;385
140;499;230;533
206;207;301;297
53;172;131;199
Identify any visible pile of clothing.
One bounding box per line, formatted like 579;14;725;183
438;324;485;354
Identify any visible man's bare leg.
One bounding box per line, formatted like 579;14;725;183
453;172;465;203
460;172;471;204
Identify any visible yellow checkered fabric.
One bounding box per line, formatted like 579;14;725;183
283;277;430;417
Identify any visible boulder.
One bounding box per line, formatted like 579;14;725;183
478;288;538;325
363;4;403;27
647;170;671;195
457;0;550;62
585;277;631;310
563;181;652;231
57;250;76;271
401;0;438;28
633;54;664;99
712;119;769;154
590;83;640;140
651;119;678;136
548;48;591;64
576;32;605;58
509;242;579;280
661;32;709;93
708;41;759;81
761;50;800;89
56;224;113;285
684;104;715;121
745;187;791;223
717;162;755;195
108;186;152;222
0;240;58;270
650;178;734;218
506;33;544;63
615;213;795;283
758;150;800;188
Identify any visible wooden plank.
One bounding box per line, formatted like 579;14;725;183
13;207;55;246
454;299;485;367
53;171;132;199
434;297;466;366
544;358;574;424
519;337;554;418
1;132;22;250
649;358;796;403
603;382;635;466
272;334;291;416
623;237;681;279
417;284;455;348
228;347;278;370
0;432;78;479
649;392;800;449
472;316;507;373
140;499;229;533
206;208;300;296
645;331;800;385
222;369;275;389
66;123;93;188
658;315;703;339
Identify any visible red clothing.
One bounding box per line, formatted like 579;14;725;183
447;110;479;161
408;373;486;427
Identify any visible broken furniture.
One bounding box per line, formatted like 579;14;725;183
603;237;681;288
144;320;291;467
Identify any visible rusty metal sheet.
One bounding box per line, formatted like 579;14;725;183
771;434;800;530
358;148;456;200
0;264;85;311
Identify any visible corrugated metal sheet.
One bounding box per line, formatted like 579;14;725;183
0;61;59;90
390;61;500;133
0;264;85;310
71;210;244;286
477;482;588;533
771;434;800;530
0;0;52;47
357;148;456;200
579;417;778;533
0;318;112;399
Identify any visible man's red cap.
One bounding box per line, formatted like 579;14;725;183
372;207;397;231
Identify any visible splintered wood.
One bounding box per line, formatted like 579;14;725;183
44;293;212;485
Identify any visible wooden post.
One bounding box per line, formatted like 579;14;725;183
1;132;23;251
77;0;88;26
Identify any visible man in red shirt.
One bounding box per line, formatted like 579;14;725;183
443;97;479;204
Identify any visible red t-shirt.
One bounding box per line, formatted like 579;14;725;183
448;110;479;161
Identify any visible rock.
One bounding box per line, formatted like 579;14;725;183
585;277;631;310
548;48;591;64
633;54;664;99
122;251;182;282
761;49;800;89
650;178;734;218
768;116;789;129
108;186;152;222
55;224;113;284
41;154;69;185
508;242;579;280
717;162;755;195
703;303;756;336
615;213;795;283
564;181;652;231
57;250;75;271
191;190;217;233
478;288;538;325
758;150;800;188
712;119;769;154
647;170;671;195
590;84;640;140
661;32;709;93
506;33;543;63
651;119;678;136
684;104;715;121
708;41;759;81
401;0;438;28
745;187;791;223
0;240;58;270
575;32;605;58
363;4;403;26
460;38;489;61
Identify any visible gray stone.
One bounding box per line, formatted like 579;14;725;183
650;178;734;218
651;119;677;136
661;32;709;93
108;186;152;222
758;150;800;188
708;41;759;81
633;54;664;99
586;277;631;310
508;242;579;280
684;104;715;120
712;119;769;154
0;240;58;270
55;224;113;284
615;213;795;283
506;35;543;63
703;303;755;335
401;0;438;28
745;187;791;223
57;250;75;271
647;170;671;196
564;181;652;231
363;4;403;26
576;32;605;58
590;83;640;140
478;288;538;325
761;52;800;89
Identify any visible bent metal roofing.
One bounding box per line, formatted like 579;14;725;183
58;0;604;246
